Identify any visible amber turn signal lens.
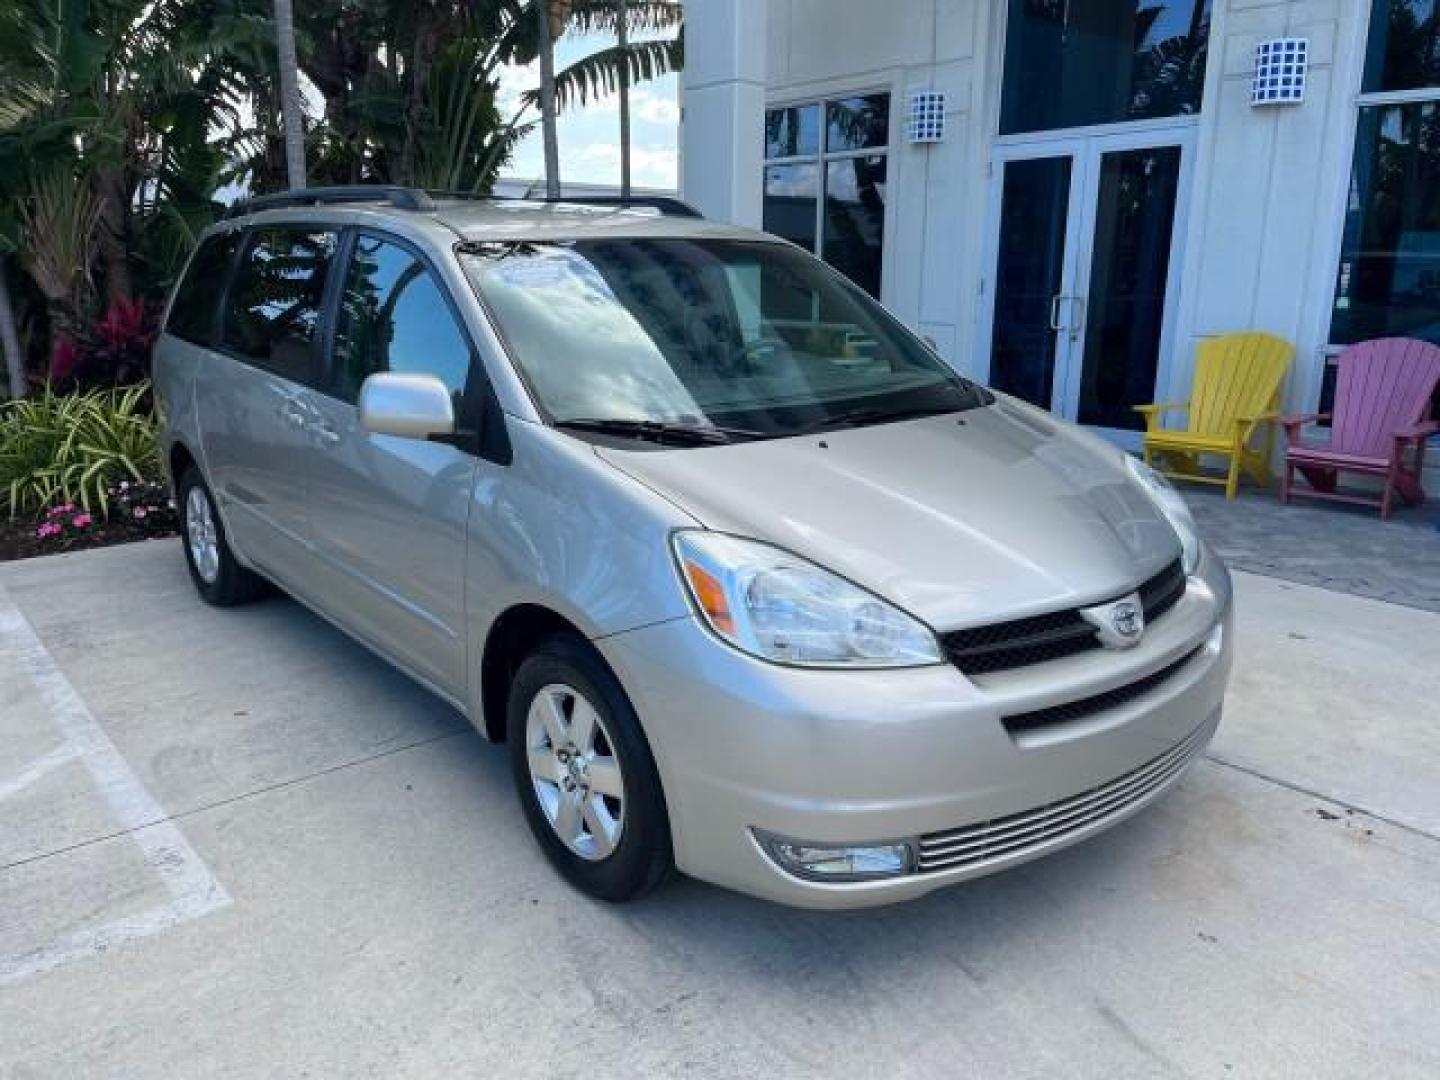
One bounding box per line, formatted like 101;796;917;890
682;559;735;636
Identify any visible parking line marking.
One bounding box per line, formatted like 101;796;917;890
0;742;77;801
0;586;231;987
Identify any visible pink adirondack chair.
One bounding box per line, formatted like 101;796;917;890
1280;338;1440;519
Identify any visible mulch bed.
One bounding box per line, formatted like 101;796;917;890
0;516;178;561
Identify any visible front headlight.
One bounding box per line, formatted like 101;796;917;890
672;531;943;668
1126;456;1201;574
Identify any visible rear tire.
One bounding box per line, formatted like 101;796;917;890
508;634;673;902
177;467;264;607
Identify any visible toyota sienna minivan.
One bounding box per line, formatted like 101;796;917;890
154;187;1232;909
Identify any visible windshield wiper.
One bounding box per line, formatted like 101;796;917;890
554;417;762;446
798;404;961;433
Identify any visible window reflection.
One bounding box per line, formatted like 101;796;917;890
823;157;887;299
1363;0;1440;93
826;95;889;152
1330;102;1440;347
763;163;819;251
765;104;820;158
222;229;336;379
763;94;890;299
1000;0;1212;135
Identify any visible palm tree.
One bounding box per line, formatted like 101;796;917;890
544;1;682;195
537;0;567;197
616;0;630;197
273;0;307;189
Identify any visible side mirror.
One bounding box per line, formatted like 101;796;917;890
358;373;456;441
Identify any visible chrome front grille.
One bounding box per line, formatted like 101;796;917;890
915;721;1210;874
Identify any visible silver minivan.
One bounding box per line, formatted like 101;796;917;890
155;187;1232;909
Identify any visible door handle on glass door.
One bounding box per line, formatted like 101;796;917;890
1069;296;1085;342
1050;294;1066;331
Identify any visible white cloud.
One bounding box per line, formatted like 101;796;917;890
631;87;680;125
497;30;680;191
572;142;679;188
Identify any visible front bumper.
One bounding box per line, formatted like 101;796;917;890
598;556;1234;909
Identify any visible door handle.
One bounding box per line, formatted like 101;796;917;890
1069;295;1085;342
313;424;340;447
1049;294;1066;331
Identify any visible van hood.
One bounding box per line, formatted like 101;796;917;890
596;397;1182;629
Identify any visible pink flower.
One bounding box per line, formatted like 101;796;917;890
48;503;76;518
71;513;93;529
36;522;61;539
133;507;147;520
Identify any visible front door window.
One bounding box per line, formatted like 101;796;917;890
985;135;1189;443
1076;145;1182;428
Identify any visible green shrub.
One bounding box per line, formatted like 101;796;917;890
0;384;161;518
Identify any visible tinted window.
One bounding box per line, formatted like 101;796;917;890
823;156;887;299
826;95;889;152
331;235;473;404
166;231;240;344
1329;101;1440;347
1000;0;1212;135
1363;0;1440;93
763;163;819;251
222;229;337;379
764;104;820;158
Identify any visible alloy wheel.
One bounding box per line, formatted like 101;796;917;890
525;682;626;861
185;485;220;585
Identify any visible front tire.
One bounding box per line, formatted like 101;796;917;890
177;467;264;607
508;634;673;901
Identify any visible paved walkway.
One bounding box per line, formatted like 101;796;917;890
1185;485;1440;612
1;541;1436;1077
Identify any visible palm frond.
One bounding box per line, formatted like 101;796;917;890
566;1;683;36
537;37;681;112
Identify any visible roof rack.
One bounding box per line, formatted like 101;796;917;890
226;186;704;220
226;186;435;218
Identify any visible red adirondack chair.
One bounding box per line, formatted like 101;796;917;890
1280;338;1440;519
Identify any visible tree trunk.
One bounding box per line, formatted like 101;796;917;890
618;0;631;198
0;259;27;399
92;167;134;304
537;0;562;198
273;0;308;190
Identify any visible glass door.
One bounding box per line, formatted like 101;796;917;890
981;130;1191;446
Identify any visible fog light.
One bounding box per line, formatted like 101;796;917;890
757;832;913;881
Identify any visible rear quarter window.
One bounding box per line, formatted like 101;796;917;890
165;231;241;345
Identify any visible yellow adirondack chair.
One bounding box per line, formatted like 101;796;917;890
1135;332;1294;499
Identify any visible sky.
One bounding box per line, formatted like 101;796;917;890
495;32;681;191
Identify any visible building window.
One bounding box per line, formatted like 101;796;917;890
1330;1;1440;401
763;94;889;298
999;0;1212;135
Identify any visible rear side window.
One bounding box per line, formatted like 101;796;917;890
166;231;240;344
222;228;337;381
330;234;473;404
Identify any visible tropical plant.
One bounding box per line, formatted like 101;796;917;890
547;0;683;194
0;383;161;517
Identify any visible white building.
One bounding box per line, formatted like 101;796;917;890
681;0;1440;453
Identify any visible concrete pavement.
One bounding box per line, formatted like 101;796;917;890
1;541;1437;1078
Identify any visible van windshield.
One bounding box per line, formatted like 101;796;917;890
459;238;986;440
